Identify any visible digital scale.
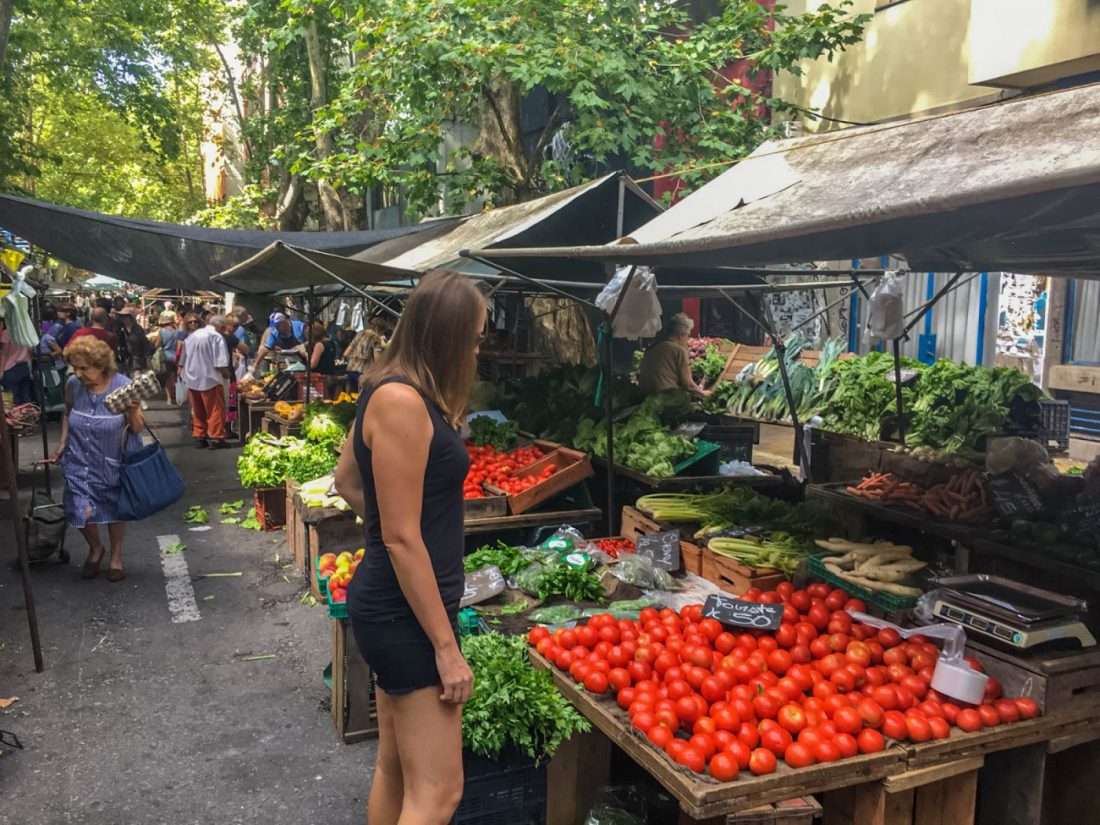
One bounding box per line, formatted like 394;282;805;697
930;575;1096;650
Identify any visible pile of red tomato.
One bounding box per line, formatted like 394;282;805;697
528;581;1040;782
593;538;636;559
463;444;546;499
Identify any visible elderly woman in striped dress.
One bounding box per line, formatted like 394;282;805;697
47;336;145;582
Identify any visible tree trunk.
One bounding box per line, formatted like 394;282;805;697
304;17;349;231
475;76;528;205
0;0;13;69
275;174;304;231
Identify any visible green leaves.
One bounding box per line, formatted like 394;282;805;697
464;541;532;576
219;500;245;515
461;632;590;762
184;506;209;525
165;542;186;554
468;417;520;452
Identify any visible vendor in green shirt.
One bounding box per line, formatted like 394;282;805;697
637;312;710;398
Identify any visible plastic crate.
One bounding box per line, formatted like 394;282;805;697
700;424;755;464
1038;399;1070;452
806;553;918;613
674;439;721;476
451;749;547;825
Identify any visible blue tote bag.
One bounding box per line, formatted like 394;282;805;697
118;427;185;521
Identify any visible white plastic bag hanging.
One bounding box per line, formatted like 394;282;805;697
596;266;662;340
865;271;905;343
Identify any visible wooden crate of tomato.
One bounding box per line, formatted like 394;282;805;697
462;442;549;516
485;446;594;515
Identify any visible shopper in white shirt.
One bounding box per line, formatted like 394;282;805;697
178;314;231;448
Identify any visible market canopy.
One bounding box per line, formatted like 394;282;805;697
468;83;1100;277
355;173;664;283
210;240;417;294
0;194;445;291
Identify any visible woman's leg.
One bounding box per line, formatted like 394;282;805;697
80;523;105;561
388;686;464;825
366;689;404;825
107;522;126;574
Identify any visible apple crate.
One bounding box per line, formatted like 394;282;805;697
485;447;593;515
253;486;286;531
701;547;785;596
330;618;378;744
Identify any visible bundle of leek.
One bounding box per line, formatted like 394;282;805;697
635;493;710;523
707;533;805;576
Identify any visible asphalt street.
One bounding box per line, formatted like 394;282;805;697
1;402;375;824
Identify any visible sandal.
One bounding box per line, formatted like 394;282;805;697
107;567;126;583
82;553;103;579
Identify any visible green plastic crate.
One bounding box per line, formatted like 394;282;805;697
806;553;917;613
314;554;331;597
673;439;721;476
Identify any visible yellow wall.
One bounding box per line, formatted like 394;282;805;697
775;0;1100;132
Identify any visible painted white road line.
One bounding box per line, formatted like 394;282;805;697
158;534;201;623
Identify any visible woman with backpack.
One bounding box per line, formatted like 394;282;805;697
154;312;182;405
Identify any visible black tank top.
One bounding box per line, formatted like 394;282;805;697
314;339;339;375
346;376;469;623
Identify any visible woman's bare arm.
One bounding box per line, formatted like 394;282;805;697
333;432;366;519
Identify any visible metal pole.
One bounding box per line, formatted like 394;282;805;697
0;391;44;672
902;271;968;337
601;266;637;537
30;289;51;495
281;245;401;319
761;301;813;482
892;337;907;446
307;285;315;402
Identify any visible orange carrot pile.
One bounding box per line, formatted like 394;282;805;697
846;469;993;524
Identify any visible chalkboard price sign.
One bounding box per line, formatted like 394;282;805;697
635;530;681;571
701;593;784;630
1057;501;1100;538
460;565;505;608
986;472;1045;520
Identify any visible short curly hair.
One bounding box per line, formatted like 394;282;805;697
65;335;116;376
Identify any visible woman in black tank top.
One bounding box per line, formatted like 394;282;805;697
333;270;486;825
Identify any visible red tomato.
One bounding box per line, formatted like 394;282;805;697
698;618;722;642
668;680;693;701
927;717;951;740
956;709;982;732
584;671;609;695
845;641;872;668
905;715;932;743
632;711;658;733
978;704;1001;728
832;706;863;735
748;747;778;776
617;688;636;710
712;706;741;732
940;702;961;724
777;704;807;734
576;625;598;649
689;733;717;760
753;693;781;720
900;674;929;700
665;738;687;762
814;740;841;763
834;732;859;758
807;583;830;600
1014;697;1040;720
655;708;680;731
857;728;886;753
918;699;944;719
825;589;848;611
881;711;908;741
723;739;752;769
715;632;737;655
807;605;831;631
558;629;578;650
700;676;726;704
983;677;1003;703
647;724;674;748
608;668;631;692
784;741;816;768
760;726;794;758
856;698;885;729
709;751;740;782
529;626;550;645
737;723;760;749
627;660;652;684
693;717;718;738
676;696;701;724
767;649;793;676
678;744;706;774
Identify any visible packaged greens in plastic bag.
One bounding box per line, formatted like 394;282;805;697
610;554;683;591
516;559;550;596
528;604;584;624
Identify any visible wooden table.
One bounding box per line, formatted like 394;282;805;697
533;650;906;822
241;398;275;443
534;647;1100;825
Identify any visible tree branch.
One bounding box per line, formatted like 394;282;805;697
213;42;247;131
525;97;571;183
0;0;13;70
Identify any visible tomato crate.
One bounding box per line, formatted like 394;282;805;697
451;748;547;825
463;494;508;520
485;447;594;515
701;547;785;596
806;552;918;613
252;486;286;531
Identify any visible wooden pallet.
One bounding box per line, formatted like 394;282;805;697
700;548;786;597
965;641;1100;714
331;618;378;744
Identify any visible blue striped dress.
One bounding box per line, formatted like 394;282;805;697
62;374;145;527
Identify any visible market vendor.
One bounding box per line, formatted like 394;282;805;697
250;311;305;373
637;312;710;398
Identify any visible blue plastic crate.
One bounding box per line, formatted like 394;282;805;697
451;749;547;825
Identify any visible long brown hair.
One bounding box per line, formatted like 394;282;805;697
361;269;485;427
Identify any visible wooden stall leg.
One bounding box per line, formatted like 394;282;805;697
546;730;611;825
1042;737;1100;825
823;781;887;825
913;770;977;825
978;744;1045;825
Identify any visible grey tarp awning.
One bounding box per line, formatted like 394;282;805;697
211;241;418;294
355;173;663;283
0;193;446;291
466;84;1100;276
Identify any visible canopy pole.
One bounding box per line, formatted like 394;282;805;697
31;289;51;495
463;255;599;310
762;301;813;482
788;284;857;337
615;175;626;238
282;245;401;319
602;266;637;536
892;337;907;446
0;391;44;672
902;271;967;337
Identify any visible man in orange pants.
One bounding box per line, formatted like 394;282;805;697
178;315;231;448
